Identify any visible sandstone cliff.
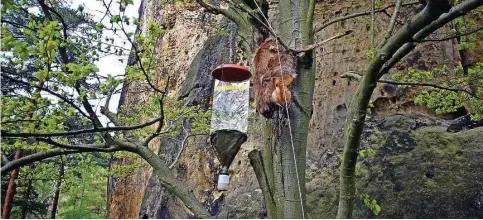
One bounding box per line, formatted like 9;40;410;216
108;0;483;218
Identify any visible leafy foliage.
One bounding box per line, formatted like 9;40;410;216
355;189;381;216
358;148;376;158
1;0;209;218
393;64;483;120
58;155;108;218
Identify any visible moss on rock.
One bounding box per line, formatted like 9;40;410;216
307;114;483;218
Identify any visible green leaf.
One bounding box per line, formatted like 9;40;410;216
110;15;121;23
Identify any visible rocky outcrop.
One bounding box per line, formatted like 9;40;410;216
306;114;483;218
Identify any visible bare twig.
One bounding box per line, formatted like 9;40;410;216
168;122;207;169
291;30;353;53
378;0;403;48
100;0;114;22
315;1;419;34
418;26;483;42
1;72;91;119
340;71;480;98
370;0;376;49
143;76;170;146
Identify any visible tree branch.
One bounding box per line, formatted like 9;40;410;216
1;72;91;119
370;0;376;49
132;142;211;218
291;30;353;53
44;3;68;41
379;0;483;76
2;20;37;32
338;0;454;217
35;138;114;151
1;114;165;138
143;77;170;146
143;107;199;145
1;147;120;173
315;1;419;34
378;0;403;48
340;71;480;98
169;132;207;170
418;26;483;42
195;0;240;23
99;89;126;127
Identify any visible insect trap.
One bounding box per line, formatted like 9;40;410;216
210;64;251;191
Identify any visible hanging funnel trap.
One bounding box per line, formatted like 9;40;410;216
210;64;251;190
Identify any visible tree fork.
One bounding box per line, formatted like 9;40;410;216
337;0;482;218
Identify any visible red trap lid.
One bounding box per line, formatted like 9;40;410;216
211;64;251;82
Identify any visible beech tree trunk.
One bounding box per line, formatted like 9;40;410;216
248;0;316;218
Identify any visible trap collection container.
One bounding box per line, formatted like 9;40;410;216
210;64;251;190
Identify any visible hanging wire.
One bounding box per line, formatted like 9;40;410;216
250;1;305;218
229;21;234;64
220;21;234;81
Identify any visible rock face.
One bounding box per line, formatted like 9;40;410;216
109;0;483;219
307;114;483;218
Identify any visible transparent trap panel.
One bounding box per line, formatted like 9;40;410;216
210;79;250;134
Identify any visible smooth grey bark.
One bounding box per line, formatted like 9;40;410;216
235;0;317;218
337;0;482;218
274;0;316;218
248;150;277;218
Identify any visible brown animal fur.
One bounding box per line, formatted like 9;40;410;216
252;39;296;118
271;74;293;106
